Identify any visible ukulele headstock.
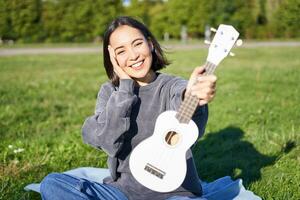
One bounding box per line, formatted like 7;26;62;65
207;24;240;66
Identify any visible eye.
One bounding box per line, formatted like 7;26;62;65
116;50;125;55
134;42;143;47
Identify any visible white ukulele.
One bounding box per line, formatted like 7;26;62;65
129;24;240;192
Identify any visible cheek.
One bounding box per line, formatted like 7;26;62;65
116;56;127;68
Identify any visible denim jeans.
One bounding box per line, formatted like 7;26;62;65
31;167;260;200
40;172;206;200
40;173;128;200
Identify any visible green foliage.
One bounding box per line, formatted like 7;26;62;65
272;0;300;37
0;0;300;42
41;0;123;42
164;0;193;38
149;3;169;39
0;0;123;43
124;0;159;25
1;0;43;41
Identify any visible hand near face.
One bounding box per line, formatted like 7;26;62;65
186;66;217;106
108;45;132;80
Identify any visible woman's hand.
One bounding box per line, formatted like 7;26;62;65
186;66;217;106
108;45;131;79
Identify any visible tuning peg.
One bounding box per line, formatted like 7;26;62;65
204;40;211;45
210;27;217;32
229;52;235;57
236;39;243;47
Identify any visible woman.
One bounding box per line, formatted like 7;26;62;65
40;16;217;200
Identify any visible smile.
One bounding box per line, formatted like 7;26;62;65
131;60;144;69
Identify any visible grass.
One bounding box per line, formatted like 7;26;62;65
0;46;299;199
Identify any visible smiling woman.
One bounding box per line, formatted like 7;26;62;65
36;16;260;200
102;16;169;87
108;25;155;86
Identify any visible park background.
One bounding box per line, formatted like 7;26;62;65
1;0;300;43
1;0;300;199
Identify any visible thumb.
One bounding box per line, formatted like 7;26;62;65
186;66;205;91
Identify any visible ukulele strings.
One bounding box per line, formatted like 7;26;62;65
176;61;216;123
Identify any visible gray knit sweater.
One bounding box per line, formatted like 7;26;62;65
82;73;208;200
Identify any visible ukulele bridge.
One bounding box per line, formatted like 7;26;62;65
144;163;166;179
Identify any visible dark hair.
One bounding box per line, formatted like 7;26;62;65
103;16;170;86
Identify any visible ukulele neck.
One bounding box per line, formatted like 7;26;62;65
175;61;217;123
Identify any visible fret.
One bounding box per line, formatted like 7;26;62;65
204;61;217;75
175;61;217;123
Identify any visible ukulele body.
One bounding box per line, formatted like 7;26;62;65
129;110;198;192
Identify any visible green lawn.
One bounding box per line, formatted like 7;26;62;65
0;46;299;199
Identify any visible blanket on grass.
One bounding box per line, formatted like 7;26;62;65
24;167;261;200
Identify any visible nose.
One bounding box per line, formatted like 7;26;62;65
128;48;139;61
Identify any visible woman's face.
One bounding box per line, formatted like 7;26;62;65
109;25;153;83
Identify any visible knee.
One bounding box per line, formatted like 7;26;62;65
40;173;62;198
41;172;61;187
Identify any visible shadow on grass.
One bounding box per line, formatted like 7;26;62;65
193;126;295;186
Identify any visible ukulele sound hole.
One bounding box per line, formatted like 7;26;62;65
165;131;180;146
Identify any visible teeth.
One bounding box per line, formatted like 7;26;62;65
132;61;143;68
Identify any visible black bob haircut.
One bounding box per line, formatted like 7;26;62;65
103;16;170;86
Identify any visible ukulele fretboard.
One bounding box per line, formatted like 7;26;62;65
175;61;217;123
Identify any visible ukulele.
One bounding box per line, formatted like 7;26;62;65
129;24;240;192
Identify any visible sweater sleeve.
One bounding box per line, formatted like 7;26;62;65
81;79;138;157
169;77;208;139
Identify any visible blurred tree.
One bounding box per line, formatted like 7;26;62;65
264;0;281;38
41;0;67;42
149;2;169;39
256;0;267;25
59;0;96;42
165;0;194;38
1;0;300;42
272;0;300;37
205;0;256;38
188;0;213;38
1;0;43;42
42;0;123;42
124;0;162;25
91;0;123;41
230;0;256;38
0;0;12;40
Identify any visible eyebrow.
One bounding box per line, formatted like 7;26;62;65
114;37;144;52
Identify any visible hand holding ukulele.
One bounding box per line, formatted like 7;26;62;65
186;66;217;106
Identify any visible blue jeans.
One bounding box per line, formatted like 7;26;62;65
40;172;206;200
31;167;260;200
40;173;128;200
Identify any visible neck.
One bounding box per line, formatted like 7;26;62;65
135;70;156;86
175;61;217;123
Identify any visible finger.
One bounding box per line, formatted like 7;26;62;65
191;82;217;95
190;66;205;80
108;45;116;59
197;75;217;83
194;66;206;75
192;82;215;91
108;46;125;77
199;100;208;106
199;99;208;106
191;90;209;99
196;93;215;106
191;86;209;96
191;88;216;100
187;66;205;91
108;46;119;67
